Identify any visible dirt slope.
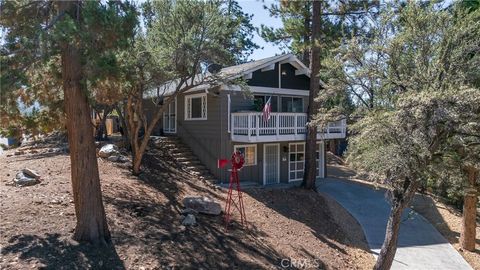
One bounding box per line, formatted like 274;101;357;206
0;144;373;269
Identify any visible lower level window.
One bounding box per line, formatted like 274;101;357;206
289;142;322;181
289;143;305;181
234;145;257;166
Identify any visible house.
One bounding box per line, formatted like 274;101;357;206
146;54;346;185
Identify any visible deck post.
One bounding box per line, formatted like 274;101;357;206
294;114;298;135
275;113;279;138
256;114;259;137
247;114;251;140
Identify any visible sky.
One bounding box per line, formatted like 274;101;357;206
237;0;285;61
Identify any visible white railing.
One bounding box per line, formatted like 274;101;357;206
231;112;346;142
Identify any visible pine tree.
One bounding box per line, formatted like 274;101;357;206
342;2;480;268
262;0;378;190
0;0;137;245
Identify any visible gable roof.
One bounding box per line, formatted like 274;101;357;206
145;54;311;98
216;53;310;79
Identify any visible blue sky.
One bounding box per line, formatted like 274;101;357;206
237;0;285;60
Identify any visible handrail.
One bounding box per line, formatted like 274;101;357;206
231;111;346;140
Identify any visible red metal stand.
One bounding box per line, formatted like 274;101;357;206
224;152;247;230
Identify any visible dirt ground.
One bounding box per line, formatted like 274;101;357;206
327;156;480;270
0;141;374;270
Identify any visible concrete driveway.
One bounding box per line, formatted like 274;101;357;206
318;178;472;270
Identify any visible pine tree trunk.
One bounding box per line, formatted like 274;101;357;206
302;0;321;190
461;167;478;251
59;1;110;245
374;203;404;270
115;104;130;150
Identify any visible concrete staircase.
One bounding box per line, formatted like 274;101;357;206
152;136;218;184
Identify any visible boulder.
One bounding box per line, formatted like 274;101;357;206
107;155;119;162
117;155;129;163
182;196;222;215
14;172;39;186
108;155;129;163
182;214;197;226
181;208;198;215
98;144;119;158
22;168;41;180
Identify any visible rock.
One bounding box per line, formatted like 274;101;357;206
181;208;198;215
98;144;119;158
177;225;186;232
22;168;41;180
14;150;25;156
117;155;129;163
107;155;119;162
14;172;39;186
107;155;129;163
182;214;196;226
182;196;222;215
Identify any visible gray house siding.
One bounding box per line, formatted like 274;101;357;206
147;55;332;185
174;90;225;181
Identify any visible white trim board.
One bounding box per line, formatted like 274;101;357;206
184;92;207;120
222;85;310;97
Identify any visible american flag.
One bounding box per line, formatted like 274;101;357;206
262;96;272;122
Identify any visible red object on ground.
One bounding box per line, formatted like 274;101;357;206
224;151;247;230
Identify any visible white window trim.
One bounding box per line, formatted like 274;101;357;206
227;94;231;133
233;144;257;166
280;96;304;113
288;142;305;182
288;142;323;182
163;97;177;134
185;92;207;121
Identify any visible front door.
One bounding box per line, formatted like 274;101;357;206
263;144;280;185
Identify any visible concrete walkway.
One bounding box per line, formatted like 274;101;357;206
318;178;472;270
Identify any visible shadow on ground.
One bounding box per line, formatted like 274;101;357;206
245;186;371;254
99;145;306;269
1;233;124;269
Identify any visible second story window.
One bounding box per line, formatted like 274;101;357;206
281;97;303;113
253;95;278;112
185;93;207;120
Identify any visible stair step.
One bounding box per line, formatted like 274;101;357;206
186;165;207;170
171;150;193;155
163;144;188;149
179;160;201;165
190;170;210;176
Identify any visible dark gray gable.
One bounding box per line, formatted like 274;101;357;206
280;63;310;90
246;62;310;90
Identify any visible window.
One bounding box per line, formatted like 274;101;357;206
253;95;278;112
289;142;322;182
281;97;303;112
163;97;176;133
289;143;305;181
234;145;257;166
185;93;207;120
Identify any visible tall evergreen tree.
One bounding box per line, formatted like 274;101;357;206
0;0;137;244
340;2;480;268
261;0;378;190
